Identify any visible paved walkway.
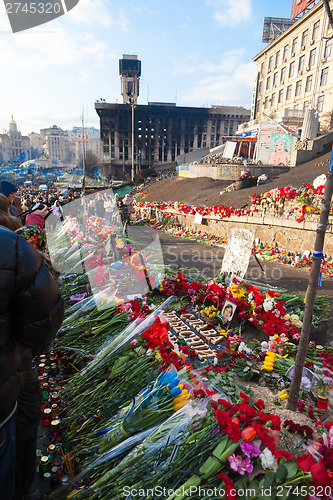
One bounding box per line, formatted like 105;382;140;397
128;225;333;296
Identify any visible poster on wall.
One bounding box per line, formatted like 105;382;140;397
291;0;315;21
179;165;189;177
268;133;293;166
256;122;297;166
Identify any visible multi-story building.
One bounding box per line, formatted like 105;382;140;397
96;54;251;178
96;102;250;177
29;132;45;159
40;125;73;166
0;116;30;166
253;0;333;128
67;126;102;163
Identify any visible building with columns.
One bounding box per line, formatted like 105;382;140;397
95;102;250;178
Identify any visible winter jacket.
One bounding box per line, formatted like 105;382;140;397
25;212;45;230
0;226;64;424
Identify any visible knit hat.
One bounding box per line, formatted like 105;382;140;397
0;180;17;197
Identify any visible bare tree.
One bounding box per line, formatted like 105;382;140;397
79;150;100;173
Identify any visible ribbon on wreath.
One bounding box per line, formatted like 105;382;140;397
79;409;102;431
313;251;325;286
95;396;135;437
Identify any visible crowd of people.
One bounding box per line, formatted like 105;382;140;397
0;179;135;499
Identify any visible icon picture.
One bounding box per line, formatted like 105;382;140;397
4;0;80;33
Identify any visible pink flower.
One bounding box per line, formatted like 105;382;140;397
240;441;261;458
228;453;254;476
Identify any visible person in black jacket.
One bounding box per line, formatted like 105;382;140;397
0;226;64;500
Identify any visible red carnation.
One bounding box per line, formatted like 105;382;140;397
239;392;249;404
275;450;294;461
226;421;241;442
254;399;265;410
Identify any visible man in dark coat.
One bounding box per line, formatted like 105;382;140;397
0;226;64;499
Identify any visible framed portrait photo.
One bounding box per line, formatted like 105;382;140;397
221;300;237;326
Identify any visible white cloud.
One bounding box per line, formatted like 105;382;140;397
64;0;130;32
207;0;252;27
200;49;246;73
172;55;199;75
65;0;113;28
173;49;246;76
179;61;256;106
0;25;114;68
117;11;130;32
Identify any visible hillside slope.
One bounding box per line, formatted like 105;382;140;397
141;152;331;208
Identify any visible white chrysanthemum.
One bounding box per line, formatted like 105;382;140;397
263;298;274;312
260;447;278;471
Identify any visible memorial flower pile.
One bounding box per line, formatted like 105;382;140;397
41;212;333;500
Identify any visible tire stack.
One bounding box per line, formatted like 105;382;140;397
235;177;250;190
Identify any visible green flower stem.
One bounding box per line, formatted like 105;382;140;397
166;439;240;500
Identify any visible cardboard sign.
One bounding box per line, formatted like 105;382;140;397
221;228;254;278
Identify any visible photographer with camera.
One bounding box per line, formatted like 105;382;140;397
24;204;51;231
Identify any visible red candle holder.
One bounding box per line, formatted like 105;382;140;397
317;395;328;410
42;408;52;426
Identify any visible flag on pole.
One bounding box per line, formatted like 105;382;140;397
19;152;25;161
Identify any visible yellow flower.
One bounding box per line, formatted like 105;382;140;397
279;390;288;401
155;351;162;362
261;363;274;371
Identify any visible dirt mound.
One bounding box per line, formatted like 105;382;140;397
141;152;331;208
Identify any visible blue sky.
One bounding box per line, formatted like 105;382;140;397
0;0;293;134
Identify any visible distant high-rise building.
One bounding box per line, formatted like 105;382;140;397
96;56;251;178
0;116;30;166
67;126;102;163
96;102;251;178
29;132;45;159
119;54;141;105
40;125;73;166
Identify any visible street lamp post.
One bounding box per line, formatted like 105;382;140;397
130;96;135;182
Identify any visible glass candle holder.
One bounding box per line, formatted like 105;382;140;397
39;456;50;476
51;404;59;419
42;408;52;427
47;444;56;463
38;363;45;375
50;419;61;439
